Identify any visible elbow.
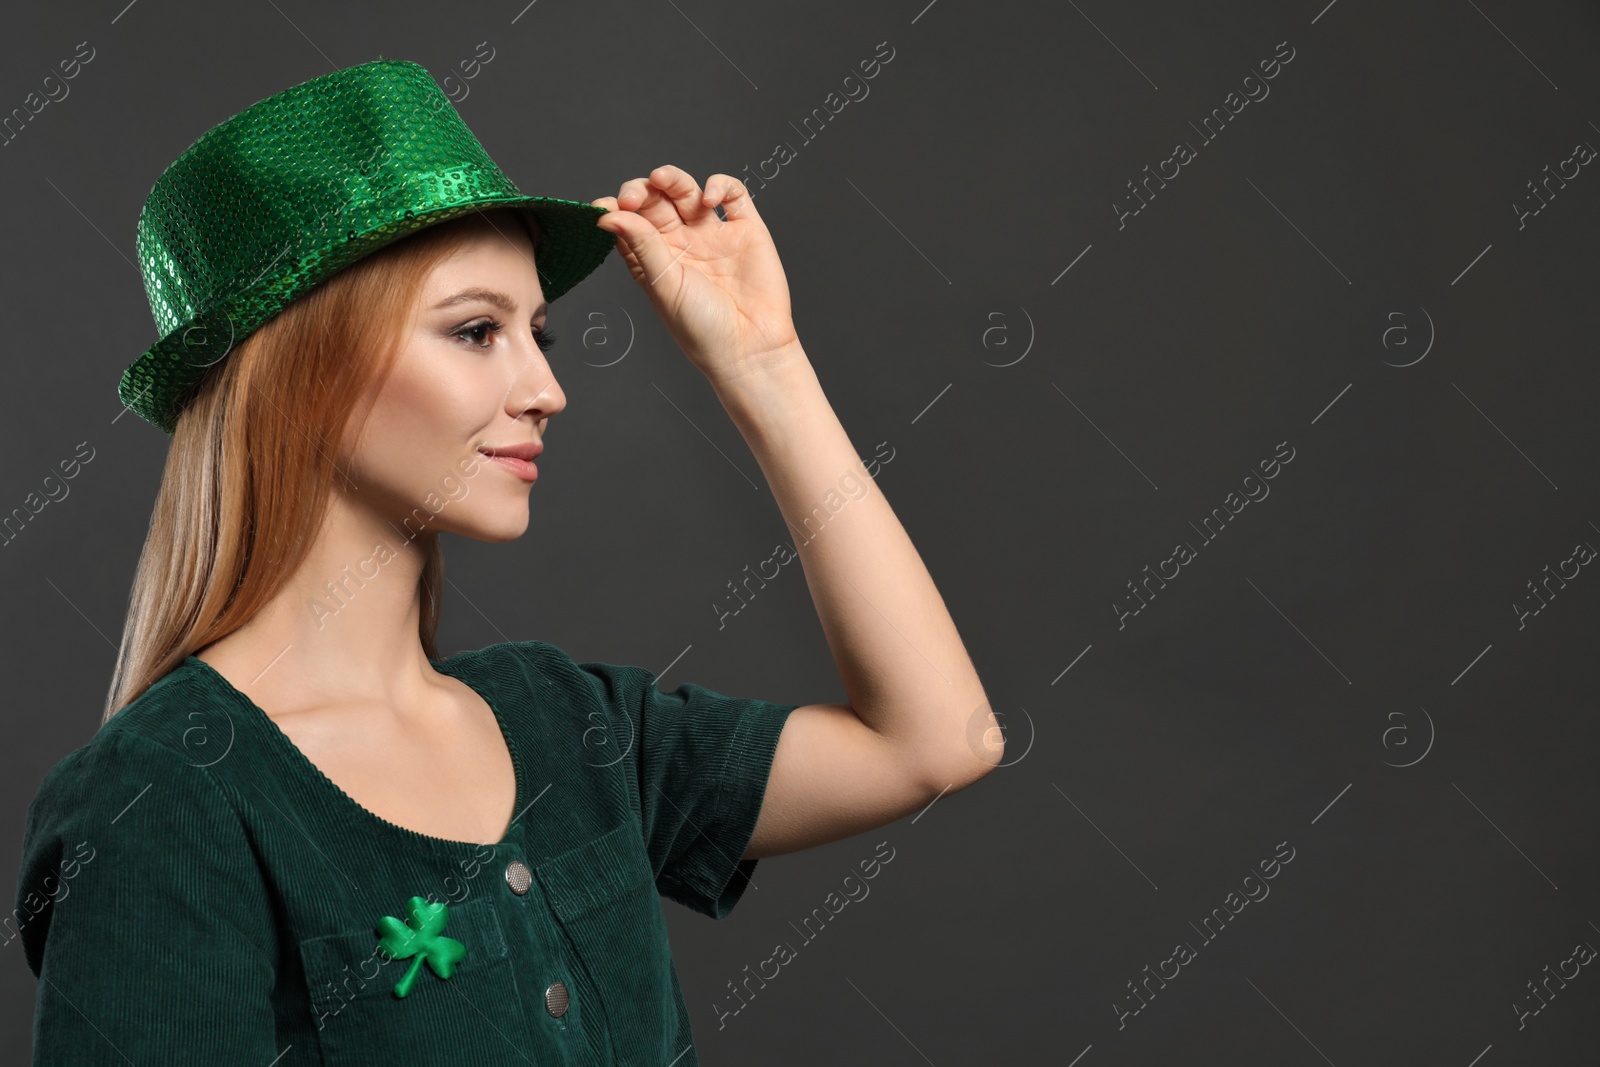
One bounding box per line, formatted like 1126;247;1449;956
956;734;1007;790
923;748;1001;797
923;705;1006;794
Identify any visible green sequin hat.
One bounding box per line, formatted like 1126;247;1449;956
118;57;615;434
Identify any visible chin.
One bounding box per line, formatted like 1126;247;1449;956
457;512;532;544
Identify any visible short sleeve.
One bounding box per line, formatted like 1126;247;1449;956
13;729;280;1063
565;652;798;920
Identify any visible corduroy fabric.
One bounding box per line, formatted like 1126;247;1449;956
13;640;798;1065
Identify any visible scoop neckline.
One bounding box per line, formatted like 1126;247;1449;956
181;650;528;855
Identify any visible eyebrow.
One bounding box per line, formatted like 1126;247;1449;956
431;287;548;319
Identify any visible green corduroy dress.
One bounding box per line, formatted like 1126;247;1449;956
14;639;797;1065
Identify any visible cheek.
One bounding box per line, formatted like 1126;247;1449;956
355;358;486;479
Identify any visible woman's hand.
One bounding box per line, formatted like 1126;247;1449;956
591;165;800;386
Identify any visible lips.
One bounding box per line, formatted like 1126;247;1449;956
479;442;543;461
480;448;539;483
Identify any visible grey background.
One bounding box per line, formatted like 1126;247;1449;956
4;0;1599;1063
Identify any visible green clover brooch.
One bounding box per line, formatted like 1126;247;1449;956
374;896;468;998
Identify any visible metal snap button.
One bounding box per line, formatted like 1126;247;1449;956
545;980;570;1018
505;859;532;896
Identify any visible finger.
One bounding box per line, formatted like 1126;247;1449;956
614;177;651;208
645;164;717;228
702;174;765;227
610;174;684;236
594;205;682;289
590;197;644;275
590;195;628;241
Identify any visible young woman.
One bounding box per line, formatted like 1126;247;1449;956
12;58;999;1064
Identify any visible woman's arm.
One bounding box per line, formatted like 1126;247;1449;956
592;167;1002;859
714;345;1001;858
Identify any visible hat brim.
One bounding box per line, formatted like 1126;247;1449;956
118;195;615;434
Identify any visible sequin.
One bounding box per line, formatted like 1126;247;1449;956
117;59;615;434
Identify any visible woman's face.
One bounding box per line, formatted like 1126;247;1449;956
340;212;564;543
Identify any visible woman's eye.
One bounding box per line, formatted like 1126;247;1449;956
455;320;500;349
453;320;556;353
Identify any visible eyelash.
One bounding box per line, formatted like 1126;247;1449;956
453;318;559;353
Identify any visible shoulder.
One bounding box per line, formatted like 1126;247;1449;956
17;668;246;883
447;637;795;724
14;666;252;972
25;664;234;822
20;660;243;837
101;657;241;758
439;638;650;712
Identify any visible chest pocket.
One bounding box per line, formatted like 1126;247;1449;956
299;896;523;1065
535;822;683;1065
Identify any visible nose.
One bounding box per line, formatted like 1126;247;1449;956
503;330;566;423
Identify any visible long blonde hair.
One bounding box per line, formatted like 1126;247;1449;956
104;207;539;722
